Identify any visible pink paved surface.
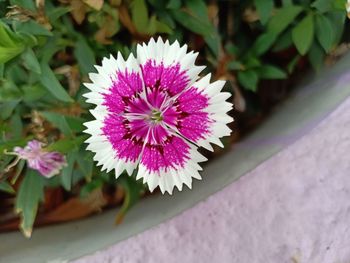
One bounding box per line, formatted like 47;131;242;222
73;96;350;263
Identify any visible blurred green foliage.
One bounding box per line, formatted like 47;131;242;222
0;0;348;235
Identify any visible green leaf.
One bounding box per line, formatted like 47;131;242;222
186;0;210;22
10;112;23;139
287;55;300;73
267;5;303;35
47;6;71;22
76;151;94;180
282;0;293;5
65;116;85;133
0;64;4;78
254;0;274;25
244;56;261;68
14;20;53;37
21;84;47;102
204;31;220;57
41;111;73;136
60;152;77;191
227;60;243;71
131;0;149;32
74;37;96;75
252;32;277;55
147;15;159;34
0;46;25;64
292;14;314;55
0;22;20;47
154;19;173;34
327;11;346;46
0;79;22;101
0;23;25;63
170;0;220;56
315;15;334;52
10;0;36;11
0;100;20;120
311;0;332;13
39;62;73;103
225;43;239;56
258;65;287;79
115;174;144;224
308;41;325;72
11;159;26;185
80;178;104;198
15;169;44;238
0;137;29;153
21;48;41;74
167;0;181;9
238;70;259;92
46;135;88;153
333;0;347;10
272;28;293;51
170;9;210;36
0;181;15;194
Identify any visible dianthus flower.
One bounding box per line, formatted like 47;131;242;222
84;38;233;194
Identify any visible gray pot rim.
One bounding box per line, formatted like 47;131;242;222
1;54;350;263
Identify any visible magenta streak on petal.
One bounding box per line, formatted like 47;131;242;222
140;60;190;96
171;87;212;142
102;115;143;162
146;88;168;109
127;96;151;115
162;106;179;127
102;71;143;114
140;136;190;173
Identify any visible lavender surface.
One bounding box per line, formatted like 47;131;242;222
74;88;350;263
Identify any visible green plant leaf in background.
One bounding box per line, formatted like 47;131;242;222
287;55;300;74
238;70;258;92
15;169;44;238
41;111;73;137
252;32;277;56
46;135;88;154
308;41;325;71
315;15;334;52
0;181;15;194
74;37;96;76
21;48;41;74
170;0;220;56
39;62;73;103
9;0;36;11
131;0;149;33
272;28;293;51
311;0;332;13
13;20;53;37
292;14;314;55
115;174;144;224
327;11;346;46
228;60;243;71
267;5;303;35
254;0;274;25
0;22;25;63
332;0;347;10
258;64;287;79
60;152;78;191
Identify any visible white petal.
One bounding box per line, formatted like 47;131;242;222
136;144;205;194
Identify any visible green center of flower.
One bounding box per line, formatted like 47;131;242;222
150;109;163;123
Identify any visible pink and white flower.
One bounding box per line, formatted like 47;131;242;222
14;140;67;178
83;38;233;194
